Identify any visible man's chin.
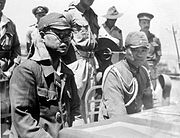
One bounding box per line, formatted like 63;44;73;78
59;51;68;56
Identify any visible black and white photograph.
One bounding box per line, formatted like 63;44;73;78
1;0;180;137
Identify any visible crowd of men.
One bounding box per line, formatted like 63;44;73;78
1;0;164;137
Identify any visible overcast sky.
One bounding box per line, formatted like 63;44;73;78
3;0;180;70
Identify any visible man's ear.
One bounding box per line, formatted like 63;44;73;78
126;48;134;61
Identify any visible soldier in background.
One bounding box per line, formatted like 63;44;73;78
26;6;48;53
1;0;21;136
63;0;100;122
137;12;162;89
99;6;124;63
0;0;21;77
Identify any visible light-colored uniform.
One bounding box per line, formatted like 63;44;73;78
63;3;100;121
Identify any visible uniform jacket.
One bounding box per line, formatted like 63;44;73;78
144;31;162;63
99;59;153;120
99;23;123;50
9;39;81;138
64;4;100;52
0;14;21;71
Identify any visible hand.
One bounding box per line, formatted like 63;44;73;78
96;72;102;82
73;116;85;126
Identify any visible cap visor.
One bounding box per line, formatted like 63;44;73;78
50;26;72;31
130;45;149;49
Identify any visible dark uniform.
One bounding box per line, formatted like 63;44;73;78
9;13;81;138
0;14;21;73
1;2;21;135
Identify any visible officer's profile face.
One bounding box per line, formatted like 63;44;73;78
126;47;148;66
44;28;72;56
139;19;150;31
0;0;6;11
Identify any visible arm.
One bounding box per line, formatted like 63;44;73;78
102;69;127;119
141;66;153;109
153;37;162;65
10;63;52;138
69;75;81;119
4;22;21;77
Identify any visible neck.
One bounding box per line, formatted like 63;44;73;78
47;49;61;70
141;29;149;36
127;58;140;68
76;3;89;13
105;21;114;30
50;56;60;70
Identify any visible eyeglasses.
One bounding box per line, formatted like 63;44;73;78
45;29;72;43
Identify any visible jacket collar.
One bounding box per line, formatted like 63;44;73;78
0;14;10;27
40;60;74;77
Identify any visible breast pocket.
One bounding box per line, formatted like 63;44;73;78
37;87;58;101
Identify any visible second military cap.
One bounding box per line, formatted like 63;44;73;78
125;31;149;49
38;12;72;31
32;6;49;15
137;12;154;20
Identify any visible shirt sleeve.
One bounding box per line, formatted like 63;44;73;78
102;69;127;119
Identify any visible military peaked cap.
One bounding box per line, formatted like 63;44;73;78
137;12;154;20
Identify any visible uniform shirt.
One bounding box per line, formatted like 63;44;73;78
0;14;21;71
99;59;153;120
64;4;99;52
9;39;81;138
26;24;40;52
143;31;162;63
99;23;123;50
26;24;37;44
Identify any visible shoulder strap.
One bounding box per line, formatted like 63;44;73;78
141;65;154;92
102;65;138;107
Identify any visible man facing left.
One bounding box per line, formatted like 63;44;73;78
9;13;81;138
0;0;21;77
